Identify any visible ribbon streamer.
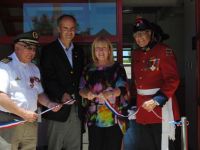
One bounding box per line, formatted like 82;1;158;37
0;99;76;129
96;94;129;118
0;120;25;129
39;99;75;115
103;97;189;127
169;120;189;126
104;100;127;118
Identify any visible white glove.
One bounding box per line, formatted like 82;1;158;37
128;106;137;120
128;109;136;120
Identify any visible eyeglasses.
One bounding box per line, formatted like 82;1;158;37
95;47;108;51
17;43;37;51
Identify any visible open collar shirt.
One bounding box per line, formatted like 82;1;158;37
58;38;74;67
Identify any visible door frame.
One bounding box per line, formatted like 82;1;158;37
195;0;200;149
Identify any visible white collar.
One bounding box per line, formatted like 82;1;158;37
11;52;28;67
58;38;74;51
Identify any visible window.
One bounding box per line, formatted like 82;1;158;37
23;3;116;36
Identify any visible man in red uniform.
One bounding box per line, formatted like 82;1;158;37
132;17;180;150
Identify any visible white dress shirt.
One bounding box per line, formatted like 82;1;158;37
58;38;74;67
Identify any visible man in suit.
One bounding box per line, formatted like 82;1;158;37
40;14;84;150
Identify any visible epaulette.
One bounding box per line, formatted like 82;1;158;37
0;57;12;64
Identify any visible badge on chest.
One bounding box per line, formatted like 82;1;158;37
146;57;160;71
30;76;40;88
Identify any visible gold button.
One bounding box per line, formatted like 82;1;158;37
142;60;145;63
139;77;143;80
70;71;74;74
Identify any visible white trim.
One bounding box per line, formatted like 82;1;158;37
19;39;38;44
137;88;159;95
162;99;175;150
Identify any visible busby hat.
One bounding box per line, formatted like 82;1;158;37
13;31;39;46
133;16;153;33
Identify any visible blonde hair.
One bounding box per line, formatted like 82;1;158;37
91;36;114;64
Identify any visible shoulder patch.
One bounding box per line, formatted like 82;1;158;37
0;57;12;64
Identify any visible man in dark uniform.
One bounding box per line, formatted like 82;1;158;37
40;14;84;150
132;17;180;150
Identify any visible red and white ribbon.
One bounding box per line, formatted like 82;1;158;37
0;99;76;129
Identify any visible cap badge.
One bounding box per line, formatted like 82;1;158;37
32;32;38;39
136;23;140;27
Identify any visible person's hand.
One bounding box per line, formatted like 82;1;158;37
102;90;116;104
142;99;157;112
61;92;71;103
97;93;105;104
47;102;62;112
102;90;114;100
21;110;38;122
87;91;96;100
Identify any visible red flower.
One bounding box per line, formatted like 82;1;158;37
29;76;40;88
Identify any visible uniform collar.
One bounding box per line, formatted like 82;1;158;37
140;40;157;52
11;52;28;66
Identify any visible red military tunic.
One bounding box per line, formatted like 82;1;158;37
132;43;180;124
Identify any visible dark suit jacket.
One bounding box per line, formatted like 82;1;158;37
40;39;84;122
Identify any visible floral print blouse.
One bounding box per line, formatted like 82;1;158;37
79;62;128;129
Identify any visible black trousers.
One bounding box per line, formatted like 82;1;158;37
88;124;123;150
136;123;175;150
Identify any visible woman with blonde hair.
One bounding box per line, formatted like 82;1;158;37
79;36;129;150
